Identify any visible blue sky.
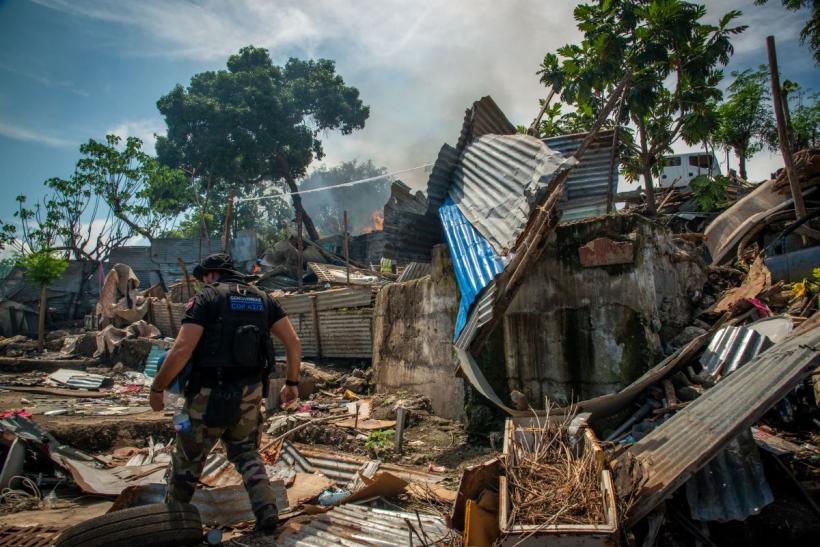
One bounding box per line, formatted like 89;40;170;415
0;0;817;228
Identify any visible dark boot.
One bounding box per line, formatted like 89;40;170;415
254;503;278;533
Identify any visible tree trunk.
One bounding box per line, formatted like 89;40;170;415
272;149;320;241
738;152;748;181
67;260;94;320
37;284;47;353
637;120;656;214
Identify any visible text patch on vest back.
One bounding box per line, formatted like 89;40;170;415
229;295;264;312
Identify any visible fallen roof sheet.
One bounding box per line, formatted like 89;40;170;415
623;326;820;525
543;130;616;222
396;262;432;283
439;197;506;339
450;133;576;256
275;504;451;546
424;143;459;216
704;179;788;265
684;430;773;522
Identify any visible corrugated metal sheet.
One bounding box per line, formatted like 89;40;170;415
149;300;187;337
700;325;773;380
454;283;496;350
284;307;373;358
424;143;459;215
275;288;374;315
685;430;773;522
281;444;444;486
623;327;820;525
308;262;386;286
450;134;576;256
456;95;516;154
543;130;617;222
439;198;505;339
383;182;443;264
396;262;432;282
276;504;451;546
108;231;256;289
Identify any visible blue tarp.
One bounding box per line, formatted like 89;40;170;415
438;197;506;339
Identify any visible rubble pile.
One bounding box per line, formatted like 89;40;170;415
0;102;817;545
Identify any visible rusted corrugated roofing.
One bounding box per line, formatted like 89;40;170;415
275;287;374;315
275;504;451;546
456;95;516;154
543;130;616;221
623;327;820;525
450;134;576;256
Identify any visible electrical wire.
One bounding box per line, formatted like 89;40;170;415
237;162;433;203
0;475;42;513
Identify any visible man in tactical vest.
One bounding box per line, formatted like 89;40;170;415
148;253;301;532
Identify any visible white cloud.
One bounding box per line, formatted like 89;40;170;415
0;119;74;147
106;118;165;153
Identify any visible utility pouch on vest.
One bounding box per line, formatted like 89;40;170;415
203;383;243;427
232;324;261;366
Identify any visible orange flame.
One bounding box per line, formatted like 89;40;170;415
362;210;384;234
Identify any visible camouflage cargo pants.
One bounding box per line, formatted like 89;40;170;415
165;381;276;517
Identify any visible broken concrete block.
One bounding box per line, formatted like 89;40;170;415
111;338;153;370
578;237;634;267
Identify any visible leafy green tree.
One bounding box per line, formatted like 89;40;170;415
755;1;820;64
0;196;68;350
19;251;68;351
539;0;746;213
715;67;774;180
72;135;190;242
300;160;389;236
156;46;370;241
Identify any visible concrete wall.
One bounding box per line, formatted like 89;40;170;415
371;245;466;420
503;214;705;406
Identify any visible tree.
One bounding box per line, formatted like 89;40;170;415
539;0;746;213
73;135;190;242
0;196;68;350
755;1;820;64
715;67;774;180
0;135;187;319
156;46;370;242
299;160;389;236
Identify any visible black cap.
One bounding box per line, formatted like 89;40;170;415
192;252;241;281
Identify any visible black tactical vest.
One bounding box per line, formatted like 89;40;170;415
192;281;270;374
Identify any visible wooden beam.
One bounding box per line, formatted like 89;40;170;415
310;295;323;361
343;210;350;285
767;36;807;221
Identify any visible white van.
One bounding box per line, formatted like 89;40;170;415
658;152;721;188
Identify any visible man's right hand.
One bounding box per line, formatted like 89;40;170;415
279;384;299;409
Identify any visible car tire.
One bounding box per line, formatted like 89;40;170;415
54;502;202;547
